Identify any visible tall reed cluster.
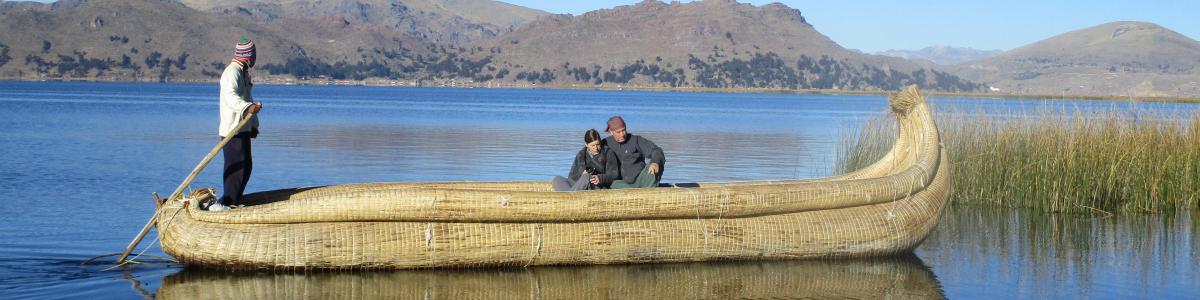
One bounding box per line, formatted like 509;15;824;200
838;105;1200;213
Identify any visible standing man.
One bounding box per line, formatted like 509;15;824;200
603;116;665;189
211;37;263;211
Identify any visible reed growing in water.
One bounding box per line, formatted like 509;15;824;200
838;105;1200;213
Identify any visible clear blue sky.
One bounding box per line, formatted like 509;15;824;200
503;0;1199;53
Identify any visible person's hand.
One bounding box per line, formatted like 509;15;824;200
648;163;660;175
590;175;601;185
246;103;263;114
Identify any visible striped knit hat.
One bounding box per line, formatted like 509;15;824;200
234;37;255;62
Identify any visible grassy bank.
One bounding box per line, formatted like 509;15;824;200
838;106;1200;213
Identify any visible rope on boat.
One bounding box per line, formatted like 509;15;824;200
102;202;189;271
893;163;931;220
697;188;712;246
424;222;433;248
81;253;175;266
92;190;210;269
116;189;207;268
524;224;543;267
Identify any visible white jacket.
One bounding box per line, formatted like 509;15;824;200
218;61;259;137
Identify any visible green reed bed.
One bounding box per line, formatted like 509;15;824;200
838;106;1200;213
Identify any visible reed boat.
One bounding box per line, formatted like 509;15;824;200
155;85;949;270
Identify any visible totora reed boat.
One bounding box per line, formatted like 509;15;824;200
155;85;949;270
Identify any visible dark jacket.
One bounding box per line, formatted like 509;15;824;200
567;146;617;188
603;133;666;184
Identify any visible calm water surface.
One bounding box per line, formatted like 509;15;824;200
0;81;1195;299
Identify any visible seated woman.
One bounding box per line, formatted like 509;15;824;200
552;129;615;191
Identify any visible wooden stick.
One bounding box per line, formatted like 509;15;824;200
116;112;257;265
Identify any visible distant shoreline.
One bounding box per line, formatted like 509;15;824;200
554;85;1200;103
4;78;1198;103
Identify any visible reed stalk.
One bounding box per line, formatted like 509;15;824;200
838;105;1200;213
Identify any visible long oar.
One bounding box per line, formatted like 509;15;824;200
116;112;257;265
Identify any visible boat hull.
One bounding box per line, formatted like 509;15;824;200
156;86;949;270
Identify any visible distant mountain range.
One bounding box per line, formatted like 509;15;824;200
954;21;1200;98
875;46;1001;65
1;0;1197;97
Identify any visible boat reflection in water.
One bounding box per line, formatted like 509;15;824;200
158;255;944;299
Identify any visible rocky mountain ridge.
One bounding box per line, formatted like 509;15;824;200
1;1;1196;97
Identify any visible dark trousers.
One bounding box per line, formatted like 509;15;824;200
610;165;662;189
218;135;253;206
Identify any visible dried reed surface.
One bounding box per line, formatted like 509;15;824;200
157;256;943;299
841;104;1200;213
156;85;949;269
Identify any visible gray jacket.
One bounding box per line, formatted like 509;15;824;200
566;146;617;188
603;133;666;184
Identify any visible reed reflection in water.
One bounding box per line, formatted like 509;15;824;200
158;255;943;299
919;205;1199;298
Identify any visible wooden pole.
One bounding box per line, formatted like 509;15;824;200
116;112;256;265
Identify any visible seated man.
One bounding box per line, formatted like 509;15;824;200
602;116;665;189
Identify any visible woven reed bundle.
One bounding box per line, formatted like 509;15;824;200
157;85;949;269
158;256;943;299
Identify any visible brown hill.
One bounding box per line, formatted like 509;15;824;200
0;0;980;92
468;0;981;92
955;21;1200;98
0;0;306;81
0;0;492;82
178;0;549;45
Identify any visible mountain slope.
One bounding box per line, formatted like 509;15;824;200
955;21;1200;97
178;0;549;45
0;0;475;82
470;0;981;92
0;0;308;81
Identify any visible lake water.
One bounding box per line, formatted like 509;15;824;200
0;81;1196;299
